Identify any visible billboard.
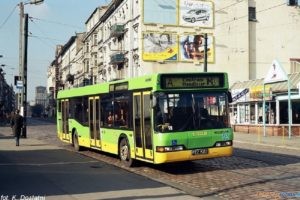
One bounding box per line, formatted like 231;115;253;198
142;32;178;61
143;0;214;28
179;34;214;62
179;0;214;28
143;0;177;25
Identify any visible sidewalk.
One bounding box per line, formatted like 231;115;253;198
0;130;60;152
234;131;300;151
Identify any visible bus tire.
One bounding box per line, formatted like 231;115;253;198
73;131;81;151
119;138;133;167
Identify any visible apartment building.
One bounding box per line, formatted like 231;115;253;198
0;67;15;124
47;0;300;134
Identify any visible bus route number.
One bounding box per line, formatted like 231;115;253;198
192;148;208;155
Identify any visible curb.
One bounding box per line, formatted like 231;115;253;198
234;140;300;151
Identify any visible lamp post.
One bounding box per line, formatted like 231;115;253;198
19;0;44;138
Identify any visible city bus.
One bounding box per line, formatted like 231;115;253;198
57;73;233;166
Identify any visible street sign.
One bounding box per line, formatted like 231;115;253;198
16;80;23;89
264;60;287;84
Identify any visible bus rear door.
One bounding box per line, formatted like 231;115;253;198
89;96;101;148
61;99;70;141
133;91;153;161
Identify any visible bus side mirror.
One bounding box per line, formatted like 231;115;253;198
228;91;232;103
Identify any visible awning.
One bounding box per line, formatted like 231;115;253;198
230;72;300;93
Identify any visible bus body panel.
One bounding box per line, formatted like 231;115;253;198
187;128;233;149
154;128;232;149
69;119;90;148
100;128;134;156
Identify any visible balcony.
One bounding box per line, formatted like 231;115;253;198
110;53;125;64
110;24;125;38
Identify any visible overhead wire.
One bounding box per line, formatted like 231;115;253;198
30;16;83;30
0;4;18;30
215;2;286;27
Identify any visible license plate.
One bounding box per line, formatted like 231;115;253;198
192;148;208;155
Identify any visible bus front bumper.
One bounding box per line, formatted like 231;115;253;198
154;146;233;164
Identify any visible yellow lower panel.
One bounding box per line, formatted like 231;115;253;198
102;141;119;155
154;146;233;164
78;137;90;148
145;149;154;160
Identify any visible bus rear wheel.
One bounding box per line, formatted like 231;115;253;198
119;138;133;167
73;131;81;151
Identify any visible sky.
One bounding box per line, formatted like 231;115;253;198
0;0;109;101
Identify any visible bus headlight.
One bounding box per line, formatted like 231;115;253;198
214;141;232;147
156;145;184;152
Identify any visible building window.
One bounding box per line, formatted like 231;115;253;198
85;60;89;73
94;34;97;46
86;42;89;53
249;7;256;22
94;54;97;66
287;0;299;6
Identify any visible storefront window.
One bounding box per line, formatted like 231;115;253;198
280;101;288;124
292;100;300;124
250;104;255;123
258;103;263;123
238;104;250;124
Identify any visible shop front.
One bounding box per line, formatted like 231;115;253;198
230;73;300;136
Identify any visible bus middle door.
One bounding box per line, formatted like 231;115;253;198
61;100;70;141
89;96;101;148
133;91;153;161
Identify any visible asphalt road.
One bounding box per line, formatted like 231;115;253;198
1;118;299;200
0;118;200;200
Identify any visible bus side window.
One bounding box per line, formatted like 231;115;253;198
100;94;114;127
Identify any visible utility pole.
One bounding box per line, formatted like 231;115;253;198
18;0;44;138
22;13;28;138
19;2;24;111
204;33;208;72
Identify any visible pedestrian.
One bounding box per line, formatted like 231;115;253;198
10;109;23;146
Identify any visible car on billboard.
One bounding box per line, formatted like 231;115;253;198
182;9;210;23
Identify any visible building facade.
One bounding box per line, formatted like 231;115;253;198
47;0;300;134
0;67;15;124
35;86;47;111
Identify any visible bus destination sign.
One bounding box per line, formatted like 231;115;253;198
162;75;223;89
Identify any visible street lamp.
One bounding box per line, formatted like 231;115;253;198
19;0;44;138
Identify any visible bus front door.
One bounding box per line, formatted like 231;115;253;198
133;91;153;161
61;100;70;141
89;97;101;148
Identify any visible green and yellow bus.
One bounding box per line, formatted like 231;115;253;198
57;73;233;166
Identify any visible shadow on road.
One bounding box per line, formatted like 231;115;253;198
0;148;168;197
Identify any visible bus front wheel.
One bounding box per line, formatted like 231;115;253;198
119;138;133;167
73;131;81;151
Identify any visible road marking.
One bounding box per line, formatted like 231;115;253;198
0;160;98;166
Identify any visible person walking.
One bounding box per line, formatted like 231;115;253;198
10;109;23;146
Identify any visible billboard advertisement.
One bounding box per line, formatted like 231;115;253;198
179;34;214;62
179;0;214;28
142;32;178;61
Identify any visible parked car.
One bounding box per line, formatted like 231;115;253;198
182;9;210;23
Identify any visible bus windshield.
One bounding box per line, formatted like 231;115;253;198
154;92;229;132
